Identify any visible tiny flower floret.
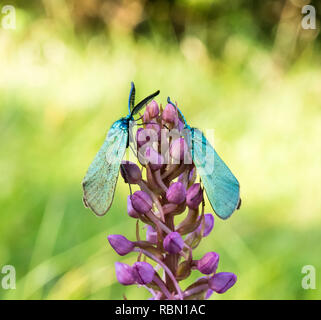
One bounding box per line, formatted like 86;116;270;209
108;234;135;256
197;252;219;275
132;261;155;285
131;191;153;214
115;262;135;285
209;272;237;294
163;232;184;254
166;182;186;205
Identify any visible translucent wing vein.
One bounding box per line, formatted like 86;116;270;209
82;121;128;216
187;128;240;219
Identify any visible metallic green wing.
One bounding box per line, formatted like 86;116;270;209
82;119;128;216
186;128;240;219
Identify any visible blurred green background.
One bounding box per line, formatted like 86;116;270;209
1;0;321;300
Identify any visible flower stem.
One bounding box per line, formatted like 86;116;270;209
173;283;209;300
133;247;184;300
153;275;172;299
154;169;168;192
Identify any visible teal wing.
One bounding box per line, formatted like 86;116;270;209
82;121;128;216
187;128;240;219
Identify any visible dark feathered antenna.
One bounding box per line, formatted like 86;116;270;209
131;90;160;118
128;82;136;113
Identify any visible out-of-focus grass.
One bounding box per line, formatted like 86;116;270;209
1;6;321;300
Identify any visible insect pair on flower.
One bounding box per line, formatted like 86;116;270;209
82;82;241;220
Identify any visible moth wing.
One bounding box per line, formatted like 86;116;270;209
188;128;240;219
82;121;128;216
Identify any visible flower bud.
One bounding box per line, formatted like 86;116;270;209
208;272;237;294
177;118;185;132
131;191;153;214
146;225;157;244
186;183;203;209
108;234;135;256
166;182;186;205
189;167;196;183
146;122;161;140
144;147;164;171
197;252;219;275
170;138;189;162
146;100;159;118
162;103;178;124
132;261;155;285
120;161;142;184
127;195;140;218
178;168;194;187
163;231;184;254
115;262;135;285
143;110;151;123
136;128;150;148
196;213;214;237
178;172;186;185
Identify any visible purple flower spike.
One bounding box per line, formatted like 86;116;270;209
108;234;135;256
120;161;142;184
196;214;214;237
162;103;178;124
197;252;219;275
186;183;203;209
170;138;189;162
146;100;159;118
166;182;186;205
115;262;135;285
146;225;157;244
102;93;240;300
127;195;140;218
163;232;184;254
132;261;155;285
209;272;237;294
131;191;153;214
